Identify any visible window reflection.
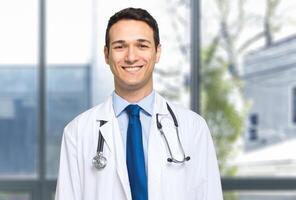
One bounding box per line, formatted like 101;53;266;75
46;65;90;178
0;66;37;177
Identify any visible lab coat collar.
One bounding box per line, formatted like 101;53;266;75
94;96;114;153
95;95;114;121
154;92;170;115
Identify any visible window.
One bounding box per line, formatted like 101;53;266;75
0;67;38;177
0;0;38;179
248;114;258;141
201;0;296;198
202;0;296;178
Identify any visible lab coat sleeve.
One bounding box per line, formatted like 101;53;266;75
202;119;223;200
55;122;82;200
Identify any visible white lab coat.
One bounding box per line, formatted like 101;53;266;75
55;92;223;200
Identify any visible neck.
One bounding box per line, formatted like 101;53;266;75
115;87;153;103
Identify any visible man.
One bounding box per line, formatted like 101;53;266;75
55;7;223;200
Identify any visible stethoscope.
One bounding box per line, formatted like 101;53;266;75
92;103;190;170
92;120;108;169
156;103;191;163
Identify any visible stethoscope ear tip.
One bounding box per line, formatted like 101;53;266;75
185;156;191;161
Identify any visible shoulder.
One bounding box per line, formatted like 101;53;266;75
63;96;111;135
62;105;98;139
156;92;209;131
157;93;206;121
171;102;208;128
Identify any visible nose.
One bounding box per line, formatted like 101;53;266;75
124;46;138;64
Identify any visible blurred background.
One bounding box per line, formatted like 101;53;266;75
0;0;296;199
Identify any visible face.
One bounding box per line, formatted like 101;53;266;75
104;19;161;96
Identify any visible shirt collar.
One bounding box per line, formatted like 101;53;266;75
112;90;155;117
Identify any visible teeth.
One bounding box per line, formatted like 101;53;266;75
123;66;142;72
125;67;140;71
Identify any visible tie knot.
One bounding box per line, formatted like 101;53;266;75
126;104;141;117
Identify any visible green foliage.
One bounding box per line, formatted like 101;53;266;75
201;43;245;176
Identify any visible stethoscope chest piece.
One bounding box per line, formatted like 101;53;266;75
92;152;107;169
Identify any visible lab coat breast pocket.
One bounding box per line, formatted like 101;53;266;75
189;180;205;200
162;163;205;200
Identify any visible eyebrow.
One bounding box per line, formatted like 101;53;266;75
111;40;125;46
137;39;151;44
110;39;152;46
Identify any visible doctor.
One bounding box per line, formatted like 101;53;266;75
55;7;223;200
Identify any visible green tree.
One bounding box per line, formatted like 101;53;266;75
201;37;244;176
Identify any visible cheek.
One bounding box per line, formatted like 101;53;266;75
140;51;153;61
145;54;157;66
111;53;126;65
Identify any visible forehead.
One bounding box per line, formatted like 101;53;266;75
109;20;154;43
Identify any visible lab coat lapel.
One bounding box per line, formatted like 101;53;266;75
95;96;114;153
96;96;131;200
148;93;169;199
113;118;132;200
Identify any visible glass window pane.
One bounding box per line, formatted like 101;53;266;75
0;0;38;178
201;0;296;177
46;66;90;178
0;192;31;200
46;0;93;178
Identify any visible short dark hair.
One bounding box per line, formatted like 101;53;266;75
105;7;160;49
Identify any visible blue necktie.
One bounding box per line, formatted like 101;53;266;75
126;104;148;200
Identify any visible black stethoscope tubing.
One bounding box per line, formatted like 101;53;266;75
156;103;190;163
97;120;107;152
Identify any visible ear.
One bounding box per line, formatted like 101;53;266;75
104;46;109;64
155;44;161;63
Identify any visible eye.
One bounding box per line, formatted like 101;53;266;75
138;44;149;49
114;45;124;49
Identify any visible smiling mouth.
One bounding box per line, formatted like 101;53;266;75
122;65;143;72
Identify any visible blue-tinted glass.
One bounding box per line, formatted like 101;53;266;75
46;66;90;178
0;0;38;178
0;67;37;177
